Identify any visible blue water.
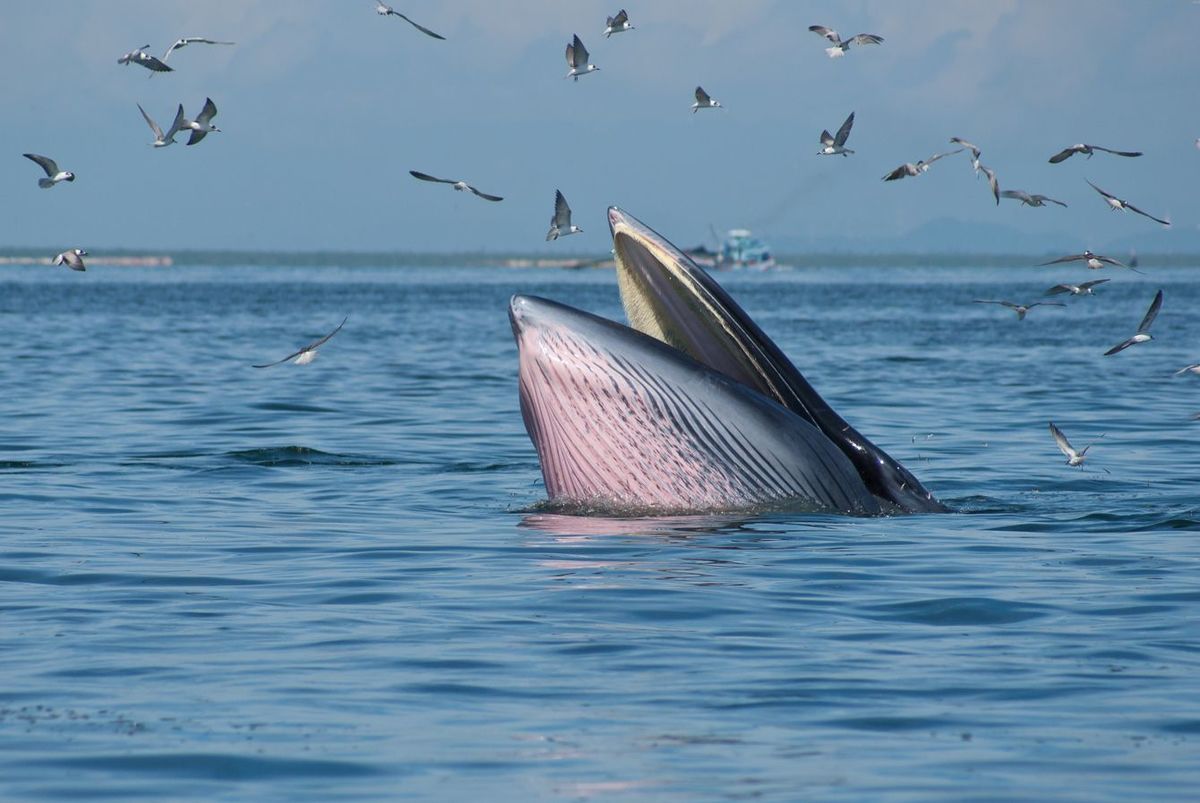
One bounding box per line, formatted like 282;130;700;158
2;262;1199;801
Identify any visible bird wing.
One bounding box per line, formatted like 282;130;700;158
1090;145;1142;158
137;103;164;139
809;25;840;44
565;39;576;67
1086;179;1117;201
1031;302;1065;309
1048;146;1080;163
1049;423;1076;459
834;111;855;147
196;98;218;125
1094;255;1126;267
1137;289;1163;333
469;186;504;202
972;299;1007;307
1040;196;1068;207
162;39;185;60
23;153;58;177
1044;285;1074;296
925;148;963;165
139;52;174;72
165;104;188;140
1104;337;1138;356
573;35;589;64
695;86;711;104
612;9;628;26
252;349;306;369
949;137;980;158
848;33;883;45
1175;364;1200;376
981;165;999;204
819;129;834;147
882;165;910;181
187;129;208;146
1124;202;1170;226
395;13;446;39
553;190;571;227
410;170;455;184
1079;279;1110;290
1001;190;1031;203
1039;254;1083;266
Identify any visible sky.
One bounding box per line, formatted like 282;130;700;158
3;1;1199;254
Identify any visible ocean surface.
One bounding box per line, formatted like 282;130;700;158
2;260;1198;801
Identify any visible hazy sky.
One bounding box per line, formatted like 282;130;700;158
3;1;1198;252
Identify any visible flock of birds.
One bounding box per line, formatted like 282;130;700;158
15;8;1194;475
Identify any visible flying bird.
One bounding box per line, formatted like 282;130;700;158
1001;190;1067;207
254;317;348;368
565;34;599;80
1048;143;1142;163
808;25;883;58
409;171;503;201
162;37;236;61
817;111;855;156
182;98;220;145
52;248;87;272
118;45;173;72
546;190;582;241
374;3;445;39
1087;180;1170;226
137;103;187;148
1174;363;1200;377
1104;289;1163;356
949;137;982;175
1044;279;1110;297
973;300;1065;320
603;9;633;38
1040;250;1139;273
979;164;1000;205
23;154;75;188
692;86;722;113
1049;422;1102;468
882;148;963;181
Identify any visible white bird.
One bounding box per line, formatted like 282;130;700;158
182;98;220;145
603;9;633;38
882;148;962;181
162;37;236;61
117;45;173;72
1048;143;1141;163
546;190;582;241
1001;190;1067;208
979;164;1000;205
950;137;982;175
1049;422;1102;468
973;300;1065;320
1104;289;1163;356
565;35;599;80
1087;180;1170;226
52;248;88;272
1044;279;1110;297
409;171;503;201
692;86;722;113
808;25;883;58
374;3;445;39
818;112;855;156
1040;251;1140;273
254;317;348;368
137;103;187;147
23;154;75;188
1174;363;1200;377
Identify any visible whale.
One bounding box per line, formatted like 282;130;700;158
509;207;946;515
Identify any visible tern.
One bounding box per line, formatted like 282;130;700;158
949;137;982;175
882;148;963;181
817;112;855;156
1049;422;1102;468
979;164;1000;205
1174;363;1200;377
808;25;883;58
1044;279;1110;297
182;98;220;145
973;300;1065;320
409;171;503;201
254;317;348;368
565;35;599;80
1040;251;1140;273
1001;190;1067;207
374;3;445;39
603;9;633;38
162;37;236;61
118;45;173;72
1104;289;1163;356
137;103;187;147
1048;143;1142;163
691;86;722;113
23;154;75;188
546;190;583;241
52;248;88;272
1087;180;1170;226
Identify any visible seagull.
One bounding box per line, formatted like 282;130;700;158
1040;250;1141;273
137;103;187;148
1049;422;1102;468
882;148;963;181
162;37;236;61
565;34;599;80
979;164;1000;205
817;111;855;156
546;190;582;241
52;248;87;272
950;137;982;174
692;86;722;113
183;98;220;145
1001;189;1067;207
973;300;1065;320
23;154;75;188
1048;143;1142;163
1104;289;1163;356
1044;279;1110;297
1174;363;1200;377
1087;180;1170;226
808;25;883;58
603;9;633;38
254;317;348;368
374;3;445;39
409;171;503;201
117;45;173;72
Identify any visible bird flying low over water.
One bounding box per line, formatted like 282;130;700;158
1087;180;1170;226
53;248;87;271
1040;251;1139;273
1174;363;1200;377
182;98;220;145
118;45;172;72
1044;279;1110;297
162;37;236;61
808;25;883;58
546;190;582;241
254;317;348;368
566;34;599;80
1104;289;1163;356
882;148;962;181
1049;422;1102;468
23;154;75;188
374;3;445;39
692;86;722;113
949;137;982;175
1001;190;1067;207
973;300;1064;320
138;103;187;147
604;9;633;38
818;112;855;156
409;171;503;201
1048;143;1142;163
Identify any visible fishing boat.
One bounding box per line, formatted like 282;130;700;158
685;228;776;270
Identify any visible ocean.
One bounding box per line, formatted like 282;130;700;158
2;260;1198;801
